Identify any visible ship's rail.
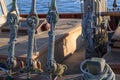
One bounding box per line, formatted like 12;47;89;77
19;11;120;19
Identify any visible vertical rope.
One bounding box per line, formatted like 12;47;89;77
46;1;67;80
46;0;58;74
7;0;19;79
26;0;39;79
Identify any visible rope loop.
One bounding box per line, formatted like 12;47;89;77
80;58;115;80
7;12;19;26
46;0;59;25
27;16;39;29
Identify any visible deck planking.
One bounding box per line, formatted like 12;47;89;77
0;19;82;67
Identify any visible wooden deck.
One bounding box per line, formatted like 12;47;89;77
0;19;82;68
0;45;120;80
0;19;120;79
104;26;120;74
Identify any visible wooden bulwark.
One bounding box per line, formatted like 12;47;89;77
19;11;120;19
20;13;82;19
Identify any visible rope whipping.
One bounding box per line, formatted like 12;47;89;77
6;0;19;79
46;0;67;80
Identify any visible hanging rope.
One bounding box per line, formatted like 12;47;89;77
6;0;19;79
46;0;58;74
26;0;40;80
46;0;67;80
80;58;115;80
27;0;38;54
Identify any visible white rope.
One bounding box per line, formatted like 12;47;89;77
0;67;9;75
107;21;115;33
80;59;115;80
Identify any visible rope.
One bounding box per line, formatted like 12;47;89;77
10;0;19;18
0;67;9;75
27;0;39;55
54;64;67;77
6;0;20;79
26;0;39;79
46;0;59;24
46;0;66;79
107;21;115;33
80;59;115;80
46;0;58;73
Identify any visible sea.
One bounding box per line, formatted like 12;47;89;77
5;0;120;14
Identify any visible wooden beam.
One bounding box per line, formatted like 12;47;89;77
20;13;83;19
20;12;120;19
100;11;120;16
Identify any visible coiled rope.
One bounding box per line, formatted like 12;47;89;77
80;59;115;80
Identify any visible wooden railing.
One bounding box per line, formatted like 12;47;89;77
20;11;120;19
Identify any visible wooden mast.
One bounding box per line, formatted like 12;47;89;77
82;0;108;58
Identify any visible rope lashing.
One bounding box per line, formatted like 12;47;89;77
80;58;115;80
46;0;67;79
6;0;19;79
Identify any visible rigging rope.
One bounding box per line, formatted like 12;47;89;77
6;0;19;79
27;0;38;54
26;0;39;79
46;0;67;80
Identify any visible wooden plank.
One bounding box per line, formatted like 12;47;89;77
101;12;120;16
20;13;82;19
18;12;120;19
103;48;120;74
63;47;85;74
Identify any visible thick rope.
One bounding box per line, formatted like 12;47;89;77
46;0;58;73
6;0;20;79
27;0;38;55
46;0;66;79
80;59;115;80
26;0;39;79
